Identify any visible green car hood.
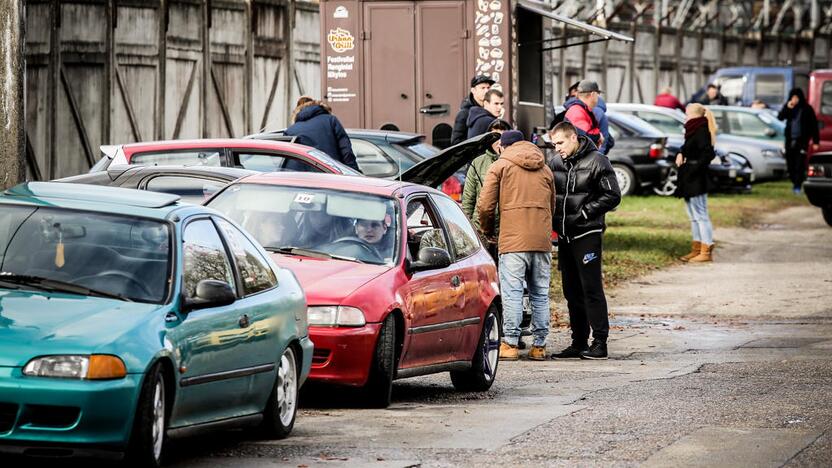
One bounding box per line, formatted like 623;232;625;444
0;289;165;367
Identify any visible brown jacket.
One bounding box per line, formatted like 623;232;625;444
478;141;555;253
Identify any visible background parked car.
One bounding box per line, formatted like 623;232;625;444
56;165;257;203
707;105;785;144
804;151;832;226
689;66;810;107
808;70;832;156
0;183;312;465
608;103;787;181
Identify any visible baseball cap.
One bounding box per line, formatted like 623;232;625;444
470;75;496;87
577;80;602;94
499;130;524;148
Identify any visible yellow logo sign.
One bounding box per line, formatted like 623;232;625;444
327;28;355;53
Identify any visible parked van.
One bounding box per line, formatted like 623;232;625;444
808;69;832;156
690;67;810;108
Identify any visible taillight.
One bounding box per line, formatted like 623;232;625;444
807;165;826;178
649;143;664;159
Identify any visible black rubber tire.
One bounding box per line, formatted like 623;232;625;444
450;306;500;392
823;206;832;227
126;362;167;468
258;346;298;439
362;316;396;408
612;163;637;196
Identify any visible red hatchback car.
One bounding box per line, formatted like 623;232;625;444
205;135;501;407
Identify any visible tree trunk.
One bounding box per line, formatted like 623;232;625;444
0;0;25;189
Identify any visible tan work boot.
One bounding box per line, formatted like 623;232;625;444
527;345;547;361
679;240;702;262
688;243;714;263
499;342;519;361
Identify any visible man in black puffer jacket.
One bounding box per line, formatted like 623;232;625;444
546;122;621;360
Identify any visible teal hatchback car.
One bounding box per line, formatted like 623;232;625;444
0;182;312;466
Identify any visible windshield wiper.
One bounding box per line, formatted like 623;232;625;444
265;247;365;264
0;272;134;302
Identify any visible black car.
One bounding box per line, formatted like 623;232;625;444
55;165;257;203
657;136;754;196
804;151;832;227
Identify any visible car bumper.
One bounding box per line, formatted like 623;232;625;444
635;160;671;187
297;335;314;388
307;323;382;387
803;179;832;208
710;165;753;192
0;367;142;453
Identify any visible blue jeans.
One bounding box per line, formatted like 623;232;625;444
685;194;713;245
499;252;551;347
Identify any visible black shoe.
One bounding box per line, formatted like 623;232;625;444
580;340;608;360
551;343;588;359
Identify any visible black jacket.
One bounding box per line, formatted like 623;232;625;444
466;106;498;139
451;94;479;145
675;125;713;199
778;88;820;146
285;105;360;171
547;136;621;242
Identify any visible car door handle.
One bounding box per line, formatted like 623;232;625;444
450;275;461;287
238;314;250;328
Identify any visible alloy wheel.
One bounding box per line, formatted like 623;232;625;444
151;375;165;461
482;314;500;379
277;348;297;427
653;166;678;196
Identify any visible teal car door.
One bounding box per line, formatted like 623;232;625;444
213;217;284;411
167;218;254;427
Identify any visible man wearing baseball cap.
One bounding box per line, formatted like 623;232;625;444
451;75;496;146
478;130;555;361
564;80;603;148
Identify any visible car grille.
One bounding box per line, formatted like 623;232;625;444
0;403;19;433
312;349;331;366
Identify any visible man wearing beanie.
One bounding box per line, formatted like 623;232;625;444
478;130;556;361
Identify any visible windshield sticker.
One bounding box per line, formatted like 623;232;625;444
294;193;316;204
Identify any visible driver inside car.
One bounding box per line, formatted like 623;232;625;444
354;218;387;244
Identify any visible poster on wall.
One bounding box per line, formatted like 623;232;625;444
474;0;506;91
322;2;361;126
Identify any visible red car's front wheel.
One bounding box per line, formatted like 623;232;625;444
362;316;396;408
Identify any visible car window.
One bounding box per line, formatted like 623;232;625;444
306;149;362;176
714;75;744;104
234;152;322;174
351;139;398;177
712;111;727;133
431;195;480;259
822;81;832;116
215;218;277;295
405;198;448;258
755;74;785;106
144;176;227;204
182;219;236;299
403;142;440;159
131;150;222;167
726;112;771;138
634;112;684;135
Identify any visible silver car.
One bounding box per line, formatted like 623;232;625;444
607;103;787;181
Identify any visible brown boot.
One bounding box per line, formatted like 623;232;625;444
527;345;547;361
688;243;713;263
679;241;702;262
499;342;519;361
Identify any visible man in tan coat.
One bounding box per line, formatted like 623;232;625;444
479;130;555;361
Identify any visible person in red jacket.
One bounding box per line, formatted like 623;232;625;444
654;87;685;111
564;80;603;147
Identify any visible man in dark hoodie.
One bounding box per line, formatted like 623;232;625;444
546;122;621;360
451;75;495;145
284;101;360;171
478;130;555;362
467;89;504;139
778;88;820;194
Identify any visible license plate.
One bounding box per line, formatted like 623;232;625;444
729;169;737;178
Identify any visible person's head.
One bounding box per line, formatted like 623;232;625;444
498;130;524;154
355;218;387;244
567;81;580;99
488;119;512;153
291;97;319;123
483;89;504;118
750;99;768;109
706;84;720;100
548;122;580;159
685;103;717;145
576;80;601;109
470;75;495;105
787;88;806;107
660;86;673;95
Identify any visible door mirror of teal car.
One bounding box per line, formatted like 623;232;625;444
407;247;452;273
764;128;776;137
182;279;236;312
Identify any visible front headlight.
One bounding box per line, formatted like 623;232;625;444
23;355;127;380
762;149;780;159
307;306;366;327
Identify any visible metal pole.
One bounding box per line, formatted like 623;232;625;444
0;0;25;187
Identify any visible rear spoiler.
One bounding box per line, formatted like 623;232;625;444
244;130;297;144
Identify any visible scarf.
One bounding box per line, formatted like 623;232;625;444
684;116;708;139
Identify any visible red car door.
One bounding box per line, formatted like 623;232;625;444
809;72;832;155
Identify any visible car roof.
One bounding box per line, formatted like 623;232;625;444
234;171;426;197
606;111;666;137
120;138;317;155
0;182;186;219
117;165;257;179
705;105;767;113
346;129;424;141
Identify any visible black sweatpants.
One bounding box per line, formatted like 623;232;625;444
558;233;609;343
785;139;808;189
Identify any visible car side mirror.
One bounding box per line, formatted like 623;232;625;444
407;247;452;273
182;279;236;312
764;128;776;137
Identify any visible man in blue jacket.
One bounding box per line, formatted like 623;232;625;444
285;102;360;171
593;96;614;155
467;89;505;139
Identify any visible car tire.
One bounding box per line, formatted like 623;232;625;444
259;346;298;439
823;206;832;227
450;305;500;392
653;166;678;196
363;315;396;408
126;362;167;468
612;164;636;196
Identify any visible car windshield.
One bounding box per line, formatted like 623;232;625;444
307;149;362;176
208;184;399;265
0;205;171;303
403;141;440;159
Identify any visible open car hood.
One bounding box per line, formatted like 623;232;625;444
400;132;500;187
